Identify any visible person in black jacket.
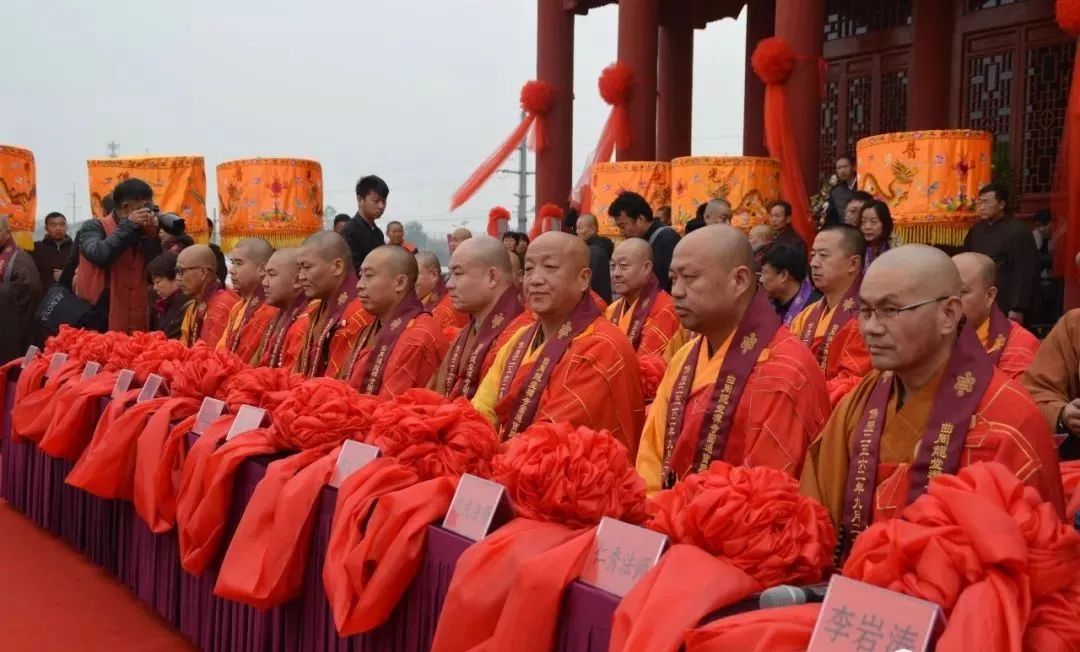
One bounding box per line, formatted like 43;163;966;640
205;218;228;285
340;175;389;271
31;211;73;288
608;191;679;292
963;183;1039;324
146;252;186;339
575;213;613;303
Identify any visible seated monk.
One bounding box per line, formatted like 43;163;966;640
801;245;1064;560
217;237;278;364
256;248;317;369
790;225;872;405
605;238;686;360
472;232;644;455
295;232;372;377
177;244;239;346
637;226;830;493
417;251;468;330
431;237;532;399
344;245;449;396
953;252;1039;380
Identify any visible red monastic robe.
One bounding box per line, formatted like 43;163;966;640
258;299;319;369
790;295;872;406
345;312;450;398
297;299;373;378
978;315;1040;380
180;284;239;348
605;289;686;360
430;292;469;330
217;295;279;365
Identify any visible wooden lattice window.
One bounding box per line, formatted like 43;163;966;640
1021;40;1075;194
880;69;908;134
845;76;873;155
824;0;913;41
968;0;1033;12
965;51;1014;148
820;81;840;178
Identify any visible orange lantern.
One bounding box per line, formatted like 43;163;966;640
589;161;671;237
0;145;36;250
87;155;208;241
217;158;323;250
670;156;781;233
857;130;993;246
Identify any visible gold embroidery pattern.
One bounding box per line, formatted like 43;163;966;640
739;332;758;355
337;292;348;306
991;334;1006;353
490;313;505;330
842;297;855;311
954;371;976;397
557;322;572;339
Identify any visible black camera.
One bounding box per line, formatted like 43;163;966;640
148;204;186;236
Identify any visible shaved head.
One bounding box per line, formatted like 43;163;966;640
302;231;350;263
953;252;998;328
297;232;351;300
415;250;442;300
576;213;599;241
670;225;756;342
416;250;441;273
447;237;516;314
449;227;473;255
233;237;274;264
610;237;655;300
358;245;420;318
524;231;592;323
703;199;733;225
176;245;218;297
229;237;274;296
453;236;513;274
178;244;217;269
952;252;996;289
613;237;653;262
262;248;302;307
859;245;965;381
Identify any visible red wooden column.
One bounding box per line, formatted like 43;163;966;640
617;0;660;161
908;0;954;130
535;0;574;211
774;0;825;194
657;3;693;161
743;0;776;157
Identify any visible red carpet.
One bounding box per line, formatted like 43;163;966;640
0;500;194;651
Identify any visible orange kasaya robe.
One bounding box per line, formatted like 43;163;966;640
471;312;644;456
257;298;319;369
790;293;872;406
179;282;239;348
978;313;1040;380
217;294;279;365
801;363;1066;536
430;292;469;330
430;310;534;399
344;302;450;398
636;328;830;494
296;292;373;378
605;288;686;360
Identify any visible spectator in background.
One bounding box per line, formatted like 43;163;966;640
575;213;613;303
843;190;875;227
609;191;679;292
333;213;351;234
0;214;43;362
963;183;1038;324
824;154;857;226
1031;209;1061;330
657;205;673;227
340;175;389;270
767;199;806;256
748;224;774;272
683;202;707;234
386;220;417;254
515;234;529;256
161;233;195;254
703;198;733;226
205;218;228;285
502;232;519;253
760;244;819;326
31;211;72;288
860;200;894;268
147;252;185;339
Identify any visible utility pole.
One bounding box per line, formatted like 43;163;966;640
106;142;119;158
498;110;534;233
69;183;80;219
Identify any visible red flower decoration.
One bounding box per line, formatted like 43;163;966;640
130;337;189;383
491;422;647;528
637;354;667;403
1058;0;1080;36
488;205;511;237
270;377;381;450
751;37;796;85
163;343;247;400
223;366;304;412
598;62;633;106
648;462;835;588
519;80;554;116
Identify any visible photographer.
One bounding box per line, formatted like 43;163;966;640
65;178;181;332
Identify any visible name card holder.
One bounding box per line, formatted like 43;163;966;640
136;373;165;403
45;353;69;379
807;575;943;652
442;474;511;542
191;397;226;435
81;361;101;381
579;516;668;598
329;440;382;488
21;345;40;368
111;369;135;399
225;405;268;441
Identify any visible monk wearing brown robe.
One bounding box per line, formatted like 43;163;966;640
0;215;42;362
637;226;830;493
295;232;372;378
217;237;278;364
417;251;468;330
343;246;449;396
802;245;1064;560
177;245;239;347
430;237;532;399
953;252;1039;380
790;225;872;406
472;232;644;455
605;238;685;360
256;248;316;369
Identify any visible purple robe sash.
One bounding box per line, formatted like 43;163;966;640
782;279;815;327
443;286;524;399
226;287;268;353
352;293;427;394
660;290;780;489
984;304;1011;366
300;269;360;377
259;294;309;368
837;322;992;562
497;292;602;439
613;274;660;351
864;241;889;268
184;280;225;346
799;276;862;372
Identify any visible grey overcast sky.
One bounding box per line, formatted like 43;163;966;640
2;0;746;237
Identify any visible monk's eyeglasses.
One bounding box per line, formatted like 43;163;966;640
857;296;949;322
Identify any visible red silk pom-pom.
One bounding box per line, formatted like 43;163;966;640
223;366;304;412
598;62;633;106
271;377;381;450
1058;0;1080;36
489;205;511;222
638;354;667;404
520;80;554;116
751;37;796;85
164;344;247;400
538;203;563;220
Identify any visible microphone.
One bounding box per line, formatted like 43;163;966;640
758;583;830;609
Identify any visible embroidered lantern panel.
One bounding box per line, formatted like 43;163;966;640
0;145;37;250
88;155;209;242
670;156;782;233
590;162;671;238
856;130;993;246
217;158;323;251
